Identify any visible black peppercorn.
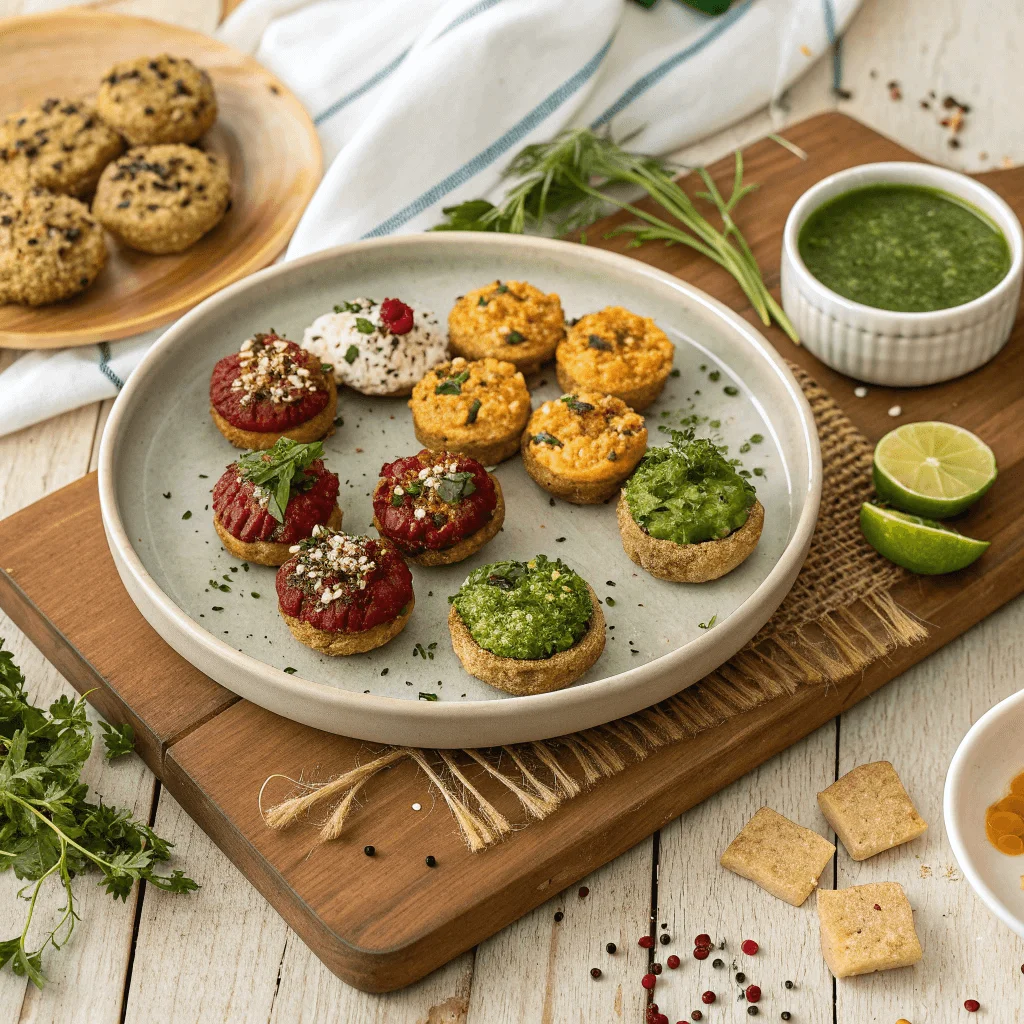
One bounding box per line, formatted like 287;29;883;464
590;967;602;979
425;855;437;867
606;942;616;954
736;972;746;983
712;958;724;969
660;933;671;945
651;963;662;975
363;845;375;857
554;911;563;922
747;1008;759;1017
784;980;794;990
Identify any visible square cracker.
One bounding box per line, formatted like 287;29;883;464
720;806;835;907
817;881;923;978
818;761;927;861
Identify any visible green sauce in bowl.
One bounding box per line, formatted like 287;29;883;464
798;183;1011;313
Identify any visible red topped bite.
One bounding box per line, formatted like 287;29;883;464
276;529;413;634
373;449;497;556
213;458;339;544
210;332;331;433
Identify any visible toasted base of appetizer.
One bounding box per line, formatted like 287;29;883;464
214;504;343;566
521;434;641;504
281;597;414;656
448;585;605;696
374;476;505;566
555;364;666;414
210;376;338;450
617;495;764;583
413;421;522;466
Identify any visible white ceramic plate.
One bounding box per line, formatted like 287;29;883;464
99;233;821;748
945;687;1024;938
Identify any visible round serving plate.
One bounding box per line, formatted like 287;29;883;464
99;232;821;749
0;9;321;349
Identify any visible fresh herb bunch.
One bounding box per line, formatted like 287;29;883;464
237;438;324;524
0;641;197;988
433;127;797;342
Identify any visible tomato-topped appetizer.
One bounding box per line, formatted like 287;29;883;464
276;528;414;656
212;439;343;566
210;331;338;450
372;449;504;566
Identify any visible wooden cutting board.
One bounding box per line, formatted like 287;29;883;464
3;113;1024;993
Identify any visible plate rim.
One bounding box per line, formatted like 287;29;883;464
98;231;822;748
0;7;323;350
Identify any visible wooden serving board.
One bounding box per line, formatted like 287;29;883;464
3;113;1024;993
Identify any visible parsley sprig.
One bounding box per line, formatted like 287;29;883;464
237;438;323;524
0;641;197;988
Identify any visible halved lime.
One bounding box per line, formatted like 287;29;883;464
860;503;990;575
873;421;996;518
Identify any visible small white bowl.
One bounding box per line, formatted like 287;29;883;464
781;162;1024;386
944;687;1024;938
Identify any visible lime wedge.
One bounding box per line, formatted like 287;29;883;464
860;503;990;575
873;421;996;518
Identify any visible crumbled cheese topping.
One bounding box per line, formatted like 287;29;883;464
230;333;320;407
289;526;377;604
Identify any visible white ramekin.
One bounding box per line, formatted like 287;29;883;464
781;162;1024;387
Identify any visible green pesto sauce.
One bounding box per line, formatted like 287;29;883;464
798;184;1011;313
625;432;755;545
450;555;592;660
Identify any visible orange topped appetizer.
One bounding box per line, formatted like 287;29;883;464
276;528;414;656
522;392;647;504
409;356;530;464
372;450;504;565
448;279;564;374
209;332;338;450
212;439;343;565
556;306;674;411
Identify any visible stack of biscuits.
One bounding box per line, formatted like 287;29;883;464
0;54;231;306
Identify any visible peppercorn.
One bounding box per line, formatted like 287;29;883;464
964;1000;980;1012
701;991;716;1005
736;972;746;983
578;886;589;899
693;947;709;960
606;942;616;954
660;933;671;945
425;855;437;867
712;958;724;969
641;973;657;990
746;985;761;1003
741;939;759;955
651;962;662;975
666;955;680;969
554;912;563;922
691;1013;702;1022
590;967;602;979
639;935;655;949
747;1008;759;1017
784;980;794;990
363;845;375;856
695;933;711;946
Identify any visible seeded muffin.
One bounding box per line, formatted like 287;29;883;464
96;54;217;146
409;356;530;465
93;144;230;254
556;306;674;412
0;99;123;198
210;332;338;449
617;431;763;583
276;528;414;656
522;392;647;504
448;279;565;374
448;555;606;695
0;188;106;306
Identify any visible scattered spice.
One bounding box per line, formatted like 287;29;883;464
639;935;655;949
641;973;657;990
691;1013;702;1022
590;967;602;979
964;999;980;1012
554;911;564;922
747;1008;759;1017
741;939;759;956
701;991;716;1005
578;885;589;899
695;933;711;946
363;845;375;857
425;855;437;868
666;954;680;969
659;932;670;945
712;958;724;969
784;980;794;989
651;962;662;975
606;942;616;954
693;947;709;960
736;972;746;983
746;985;761;1003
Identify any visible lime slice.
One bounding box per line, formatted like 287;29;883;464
860;503;990;575
873;421;996;518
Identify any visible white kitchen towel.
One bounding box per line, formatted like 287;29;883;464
0;0;861;437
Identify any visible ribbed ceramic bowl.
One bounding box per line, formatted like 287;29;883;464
781;162;1023;387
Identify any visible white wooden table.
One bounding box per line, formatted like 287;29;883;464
2;2;1024;1021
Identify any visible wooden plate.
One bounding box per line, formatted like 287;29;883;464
0;9;322;349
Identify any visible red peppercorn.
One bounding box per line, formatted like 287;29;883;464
693;947;710;960
964;999;980;1012
701;990;716;1005
652;1015;668;1024
590;967;601;979
378;297;415;335
694;933;712;947
641;973;657;990
741;939;759;956
690;1013;703;1022
645;1006;659;1023
745;984;761;1003
578;886;590;899
639;935;655;949
651;962;663;975
666;954;681;969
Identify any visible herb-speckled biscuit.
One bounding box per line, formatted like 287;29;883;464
0;188;106;305
93;144;231;254
97;54;217;146
0;99;123;198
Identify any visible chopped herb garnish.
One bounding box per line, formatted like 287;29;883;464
181;511;192;520
670;368;681;378
555;536;566;542
432;512;447;528
381;668;389;676
320;363;333;374
506;330;525;345
753;467;765;476
724;386;739;396
99;721;135;760
437;471;477;505
418;692;439;701
333;415;344;427
750;433;764;444
605;596;616;607
561;394;595;415
531;432;563;447
588;334;613;352
739;443;751;453
211;606;223;612
708;370;721;382
435;369;471;395
283;667;297;674
698;614;718;630
237;438;324;524
162;491;171;499
477;296;488;306
334;300;363;314
466;398;482;424
607;450;618;461
199;474;208;479
496;283;508;294
355;317;376;334
344;344;359;364
251;592;261;599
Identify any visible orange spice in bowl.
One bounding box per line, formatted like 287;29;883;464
985;769;1024;856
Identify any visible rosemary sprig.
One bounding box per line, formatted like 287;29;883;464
433;128;798;343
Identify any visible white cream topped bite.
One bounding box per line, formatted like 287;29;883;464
301;297;448;396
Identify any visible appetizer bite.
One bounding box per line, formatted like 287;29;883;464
276;528;414;656
521;391;647;504
372;450;504;566
556;306;674;411
448;555;605;695
409;356;530;464
617;431;763;582
448;279;564;374
209;331;338;450
302;297;447;396
212;439;342;566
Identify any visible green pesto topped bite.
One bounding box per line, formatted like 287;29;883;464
618;431;764;583
448;555;606;695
